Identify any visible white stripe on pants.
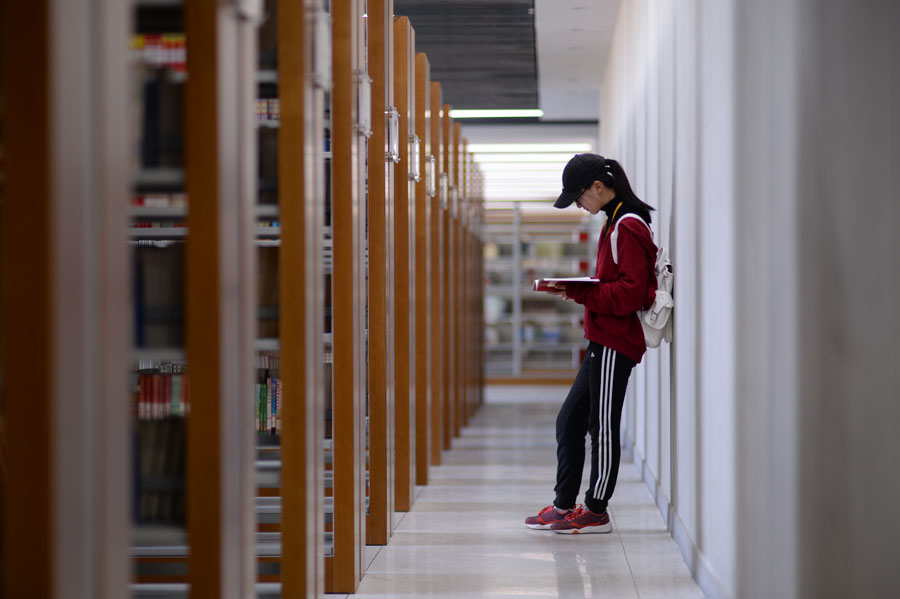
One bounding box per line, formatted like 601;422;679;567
594;345;616;499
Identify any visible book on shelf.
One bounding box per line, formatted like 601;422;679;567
133;193;187;208
131;34;187;71
256;376;282;435
532;277;598;293
136;366;190;420
133;244;185;347
255;98;281;123
255;350;280;369
258;125;278;204
133;365;188;525
257;246;279;337
276;379;282;433
137;64;184;170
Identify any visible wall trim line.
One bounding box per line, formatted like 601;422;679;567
624;437;732;599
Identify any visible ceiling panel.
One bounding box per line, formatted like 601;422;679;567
393;0;538;109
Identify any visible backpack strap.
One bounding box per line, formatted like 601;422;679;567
611;213;652;264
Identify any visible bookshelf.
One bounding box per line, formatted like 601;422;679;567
255;0;280;573
453;124;464;435
183;0;260;595
429;80;445;466
2;1;134;596
471;148;486;416
275;0;329;595
129;2;192;594
414;51;433;485
365;0;395;548
472;160;487;411
441;104;455;449
483;205;592;380
2;1;486;596
462;141;485;421
328;0;369;592
393;14;416;514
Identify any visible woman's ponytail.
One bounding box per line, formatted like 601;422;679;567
605;158;655;224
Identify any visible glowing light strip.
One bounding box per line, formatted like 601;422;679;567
468;143;592;153
448;109;544;119
473;154;577;164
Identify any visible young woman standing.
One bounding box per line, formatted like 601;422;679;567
525;153;658;534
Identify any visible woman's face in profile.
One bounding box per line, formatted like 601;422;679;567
575;181;614;215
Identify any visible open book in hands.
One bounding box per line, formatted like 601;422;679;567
532;277;599;293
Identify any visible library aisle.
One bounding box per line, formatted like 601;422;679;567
338;385;702;599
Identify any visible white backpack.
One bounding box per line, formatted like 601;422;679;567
610;214;674;348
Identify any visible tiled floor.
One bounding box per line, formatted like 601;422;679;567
336;385;703;598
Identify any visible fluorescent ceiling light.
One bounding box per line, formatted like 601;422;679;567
477;160;565;168
468;143;592;153
483;173;560;181
449;109;544;119
483;185;558;193
482;188;558;196
473;153;575;163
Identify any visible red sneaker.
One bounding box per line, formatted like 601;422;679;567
525;505;571;529
550;506;612;534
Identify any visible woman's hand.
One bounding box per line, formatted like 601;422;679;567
546;286;571;301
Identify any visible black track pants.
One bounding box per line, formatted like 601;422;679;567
554;341;636;514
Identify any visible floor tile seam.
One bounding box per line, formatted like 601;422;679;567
610;510;643;598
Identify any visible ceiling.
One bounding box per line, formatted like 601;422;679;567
393;0;621;205
393;0;621;120
534;0;621;120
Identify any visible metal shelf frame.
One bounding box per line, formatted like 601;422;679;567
482;201;595;377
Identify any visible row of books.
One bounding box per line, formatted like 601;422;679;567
256;377;282;435
255;98;281;122
133;193;187;208
136;369;190;420
135;417;185;524
136;65;183;169
134;244;184;347
256;351;281;369
132;221;185;229
131;33;187;70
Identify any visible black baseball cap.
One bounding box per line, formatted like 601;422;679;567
554;153;610;209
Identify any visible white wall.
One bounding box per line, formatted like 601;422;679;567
602;0;737;595
602;1;900;597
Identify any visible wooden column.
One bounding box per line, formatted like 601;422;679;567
458;138;469;429
393;16;417;511
186;1;258;596
279;0;325;596
2;1;130;596
365;0;394;547
441;105;454;449
474;169;485;409
329;0;366;591
467;145;473;423
466;147;477;420
429;81;445;465
469;152;480;419
414;53;432;485
451;120;463;438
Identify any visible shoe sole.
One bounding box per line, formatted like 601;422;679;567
551;523;612;534
525;523;554;530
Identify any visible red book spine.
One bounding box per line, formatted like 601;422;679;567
183;374;190;416
138;374;146;420
164;373;171;418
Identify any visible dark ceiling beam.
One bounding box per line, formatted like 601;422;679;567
394;0;538;109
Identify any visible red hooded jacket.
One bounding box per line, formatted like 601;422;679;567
565;207;658;363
